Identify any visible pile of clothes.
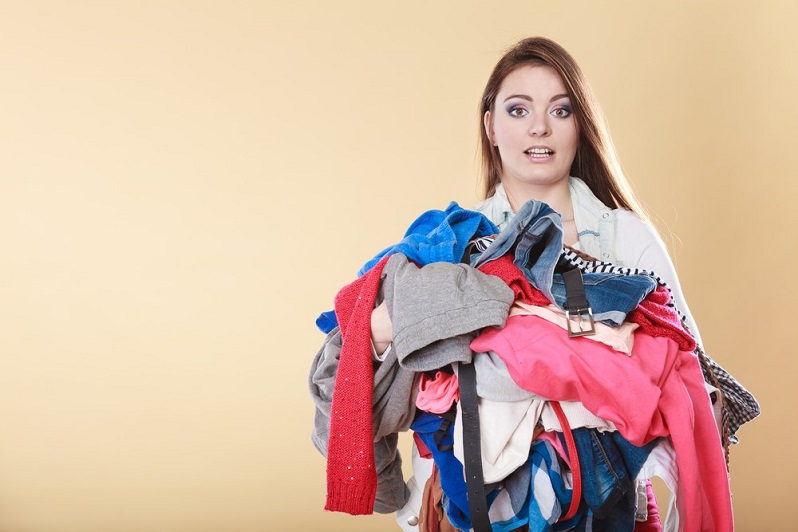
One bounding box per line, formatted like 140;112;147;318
309;200;759;531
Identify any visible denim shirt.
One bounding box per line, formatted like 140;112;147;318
569;177;617;264
473;177;619;264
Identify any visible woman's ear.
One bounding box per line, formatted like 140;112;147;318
483;111;496;146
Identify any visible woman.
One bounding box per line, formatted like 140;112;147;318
317;36;757;532
311;34;757;532
378;37;705;530
473;36;702;344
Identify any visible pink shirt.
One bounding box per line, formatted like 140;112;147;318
415;370;459;414
471;315;733;531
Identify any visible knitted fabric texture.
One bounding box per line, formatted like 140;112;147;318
627;285;696;352
325;255;391;514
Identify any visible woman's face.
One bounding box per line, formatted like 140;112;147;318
485;64;579;191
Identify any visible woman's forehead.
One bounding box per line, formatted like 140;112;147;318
497;65;569;99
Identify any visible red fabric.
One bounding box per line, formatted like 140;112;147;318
551;401;581;522
628;285;696;352
477;254;550;305
414;432;433;459
325;256;391;514
634;479;663;531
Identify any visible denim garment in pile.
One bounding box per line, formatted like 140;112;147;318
485;430;657;532
550;271;658;326
471;199;563;305
561;428;659;531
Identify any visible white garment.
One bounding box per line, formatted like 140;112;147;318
636;438;681;532
453;394;546;484
539;400;618;433
395;443;433;532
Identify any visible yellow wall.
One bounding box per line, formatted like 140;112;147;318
0;2;792;530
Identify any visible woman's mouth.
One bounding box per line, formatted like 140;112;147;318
524;147;554;158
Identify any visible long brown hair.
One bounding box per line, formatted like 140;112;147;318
479;37;646;219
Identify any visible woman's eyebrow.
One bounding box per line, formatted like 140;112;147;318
502;93;570;103
503;94;533;103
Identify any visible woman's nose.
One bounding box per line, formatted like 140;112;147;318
528;114;550;136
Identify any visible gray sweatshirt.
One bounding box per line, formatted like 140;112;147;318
381;253;514;372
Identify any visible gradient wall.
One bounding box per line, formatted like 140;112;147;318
1;2;793;530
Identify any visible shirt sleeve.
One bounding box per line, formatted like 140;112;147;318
614;209;704;348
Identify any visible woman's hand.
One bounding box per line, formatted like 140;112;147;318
370;301;393;356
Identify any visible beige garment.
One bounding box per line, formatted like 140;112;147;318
509;302;639;355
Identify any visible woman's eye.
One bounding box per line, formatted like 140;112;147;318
551;107;572;118
508;106;528;117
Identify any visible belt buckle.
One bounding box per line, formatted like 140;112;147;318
565;307;596;337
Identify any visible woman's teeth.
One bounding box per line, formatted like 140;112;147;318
525;148;553;157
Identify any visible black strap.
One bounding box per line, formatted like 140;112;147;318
433;409;456;452
459;360;492;532
562;267;589;311
562;267;596;337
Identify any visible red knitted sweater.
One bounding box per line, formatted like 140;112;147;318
325;256;391;514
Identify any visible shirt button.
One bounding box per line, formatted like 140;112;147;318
602;252;610;258
602;212;610;218
407;515;419;526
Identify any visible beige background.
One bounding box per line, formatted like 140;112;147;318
0;2;793;531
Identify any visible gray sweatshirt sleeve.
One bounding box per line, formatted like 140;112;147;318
381;253;515;372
